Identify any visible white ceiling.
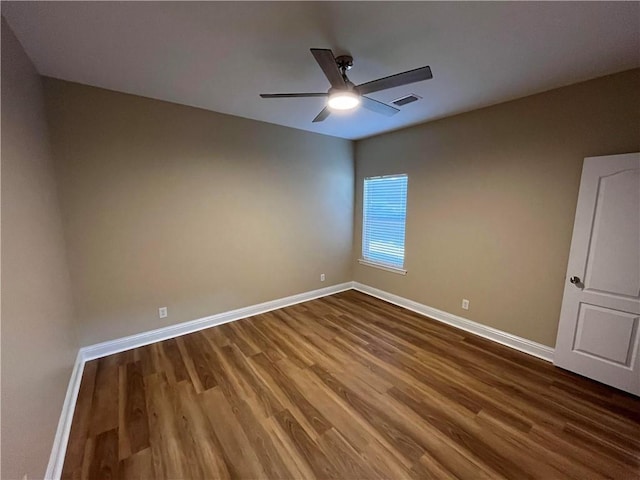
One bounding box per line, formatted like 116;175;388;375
3;1;639;140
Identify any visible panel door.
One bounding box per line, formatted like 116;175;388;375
554;153;640;395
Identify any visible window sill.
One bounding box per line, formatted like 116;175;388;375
358;259;407;275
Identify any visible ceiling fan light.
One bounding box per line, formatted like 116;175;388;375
328;90;360;110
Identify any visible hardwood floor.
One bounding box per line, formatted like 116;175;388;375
62;290;640;479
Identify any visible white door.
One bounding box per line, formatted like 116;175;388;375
555;153;640;395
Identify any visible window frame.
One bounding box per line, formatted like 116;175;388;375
359;173;408;275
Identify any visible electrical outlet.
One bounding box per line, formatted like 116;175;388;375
462;299;469;310
159;307;168;318
320;273;325;282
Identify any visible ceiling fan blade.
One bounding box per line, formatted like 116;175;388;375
360;96;400;117
312;106;331;123
260;93;328;98
356;66;433;95
310;48;346;89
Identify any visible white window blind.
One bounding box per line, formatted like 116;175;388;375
362;174;408;269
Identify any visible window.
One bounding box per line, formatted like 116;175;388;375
361;174;408;273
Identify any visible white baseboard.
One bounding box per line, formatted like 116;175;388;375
352;282;555;362
46;279;554;478
45;351;85;480
44;281;352;479
81;282;352;361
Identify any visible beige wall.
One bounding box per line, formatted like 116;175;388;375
354;69;640;347
1;18;78;479
43;78;354;346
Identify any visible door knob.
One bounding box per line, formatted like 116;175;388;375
570;276;581;285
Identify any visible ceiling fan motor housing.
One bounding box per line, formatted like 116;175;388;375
335;55;354;71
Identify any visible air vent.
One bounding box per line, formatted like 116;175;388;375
392;94;421;107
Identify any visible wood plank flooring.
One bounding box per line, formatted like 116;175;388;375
62;290;640;479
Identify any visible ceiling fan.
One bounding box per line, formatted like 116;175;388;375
260;48;433;123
